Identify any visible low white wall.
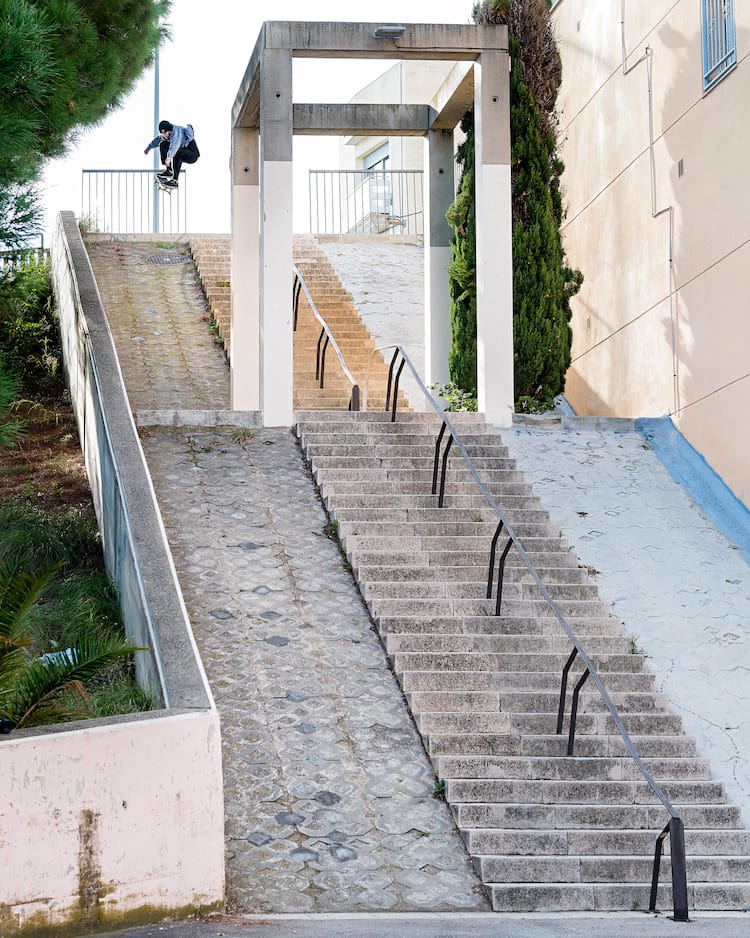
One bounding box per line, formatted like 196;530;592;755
0;212;225;933
1;711;224;932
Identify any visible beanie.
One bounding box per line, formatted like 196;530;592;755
158;120;173;133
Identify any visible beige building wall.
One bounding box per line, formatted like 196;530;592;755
553;0;750;506
342;61;454;171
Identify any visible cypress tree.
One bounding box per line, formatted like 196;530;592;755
446;0;582;406
446;112;476;394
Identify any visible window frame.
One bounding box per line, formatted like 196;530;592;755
702;0;737;93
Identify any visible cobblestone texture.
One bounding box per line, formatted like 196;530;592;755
90;239;489;914
142;426;489;913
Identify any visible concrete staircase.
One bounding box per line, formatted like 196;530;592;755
189;237;231;355
189;234;410;412
294;409;750;914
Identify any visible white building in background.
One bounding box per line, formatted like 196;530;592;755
552;0;749;507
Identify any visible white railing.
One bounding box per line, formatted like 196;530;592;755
309;169;424;237
81;169;188;235
0;245;48;274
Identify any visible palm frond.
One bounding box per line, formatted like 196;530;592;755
9;631;146;728
0;560;59;640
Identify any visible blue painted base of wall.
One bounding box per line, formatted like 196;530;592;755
635;417;750;566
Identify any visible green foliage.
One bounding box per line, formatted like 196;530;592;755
0;0;171;243
0;502;99;570
0;258;59;396
0;183;41;248
0;516;149;732
510;38;571;399
446;113;477;395
430;382;478;413
446;0;583;408
0;359;22;450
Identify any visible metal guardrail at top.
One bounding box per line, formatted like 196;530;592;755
309;170;424;237
382;344;690;923
292;265;360;411
81;169;188;235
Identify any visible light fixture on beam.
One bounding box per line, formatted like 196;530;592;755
372;25;406;40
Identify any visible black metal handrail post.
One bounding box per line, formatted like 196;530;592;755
292;267;360;412
378;342;690;922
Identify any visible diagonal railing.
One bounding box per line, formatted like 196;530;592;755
292;266;360;411
382;344;690;923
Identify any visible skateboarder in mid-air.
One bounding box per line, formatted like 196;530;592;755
144;120;200;190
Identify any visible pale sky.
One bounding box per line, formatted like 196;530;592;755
41;0;474;239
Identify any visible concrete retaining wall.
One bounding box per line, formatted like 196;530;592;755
0;212;225;933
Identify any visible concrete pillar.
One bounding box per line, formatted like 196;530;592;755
424;128;455;396
475;50;514;427
230;126;260;410
259;46;294;426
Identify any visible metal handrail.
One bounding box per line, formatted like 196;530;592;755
81;168;188;234
382;344;689;922
292;266;360;411
308;169;424;237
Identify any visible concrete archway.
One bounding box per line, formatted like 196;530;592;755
230;21;512;427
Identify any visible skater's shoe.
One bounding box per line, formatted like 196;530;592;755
162;179;178;190
155;169;173;181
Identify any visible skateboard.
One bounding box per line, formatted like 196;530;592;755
155;174;177;193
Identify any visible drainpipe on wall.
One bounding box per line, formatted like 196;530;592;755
621;3;679;416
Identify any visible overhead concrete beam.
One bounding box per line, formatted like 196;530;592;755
233;21;508;129
262;21;507;58
430;62;475;130
292;103;433;136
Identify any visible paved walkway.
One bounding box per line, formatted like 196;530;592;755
501;418;750;830
87;237;750;931
100;909;750;938
88;239;489;914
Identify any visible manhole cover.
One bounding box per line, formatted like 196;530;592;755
145;252;191;265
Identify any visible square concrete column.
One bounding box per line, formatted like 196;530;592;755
259;46;294;426
230;126;260;410
424;128;455;394
475;50;514;427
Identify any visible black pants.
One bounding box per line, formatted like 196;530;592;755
159;138;200;180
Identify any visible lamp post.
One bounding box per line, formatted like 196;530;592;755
152;47;159;233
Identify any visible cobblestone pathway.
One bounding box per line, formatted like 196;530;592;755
142;426;489;913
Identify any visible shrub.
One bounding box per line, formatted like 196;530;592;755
0;259;60;398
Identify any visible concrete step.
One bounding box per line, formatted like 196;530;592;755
446;778;727;806
454;801;742;831
365;579;601;602
400;668;656;693
407;686;665;713
467;828;750;855
372;597;612;620
518;734;698;759
389;634;631;657
376;611;622;636
476;853;750;884
486;880;750;912
437;755;713;782
293;406;750;912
